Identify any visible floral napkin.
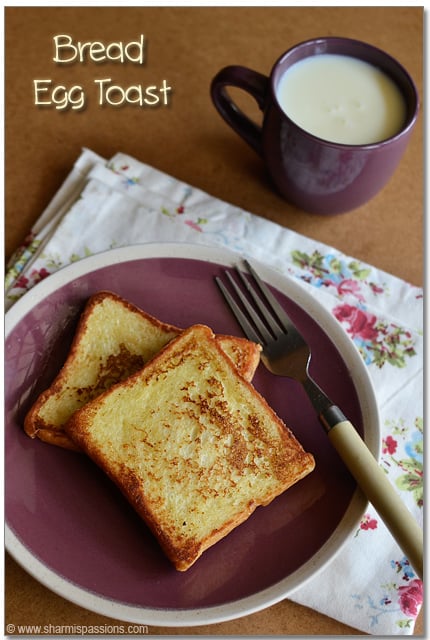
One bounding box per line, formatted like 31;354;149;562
5;148;423;635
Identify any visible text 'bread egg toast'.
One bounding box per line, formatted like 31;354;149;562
65;324;315;571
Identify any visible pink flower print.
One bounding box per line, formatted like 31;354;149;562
382;435;398;455
15;274;29;289
22;232;35;248
398;579;423;617
31;268;50;283
369;282;385;295
360;513;378;531
336;279;366;302
184;218;207;232
333;304;379;341
185;219;203;232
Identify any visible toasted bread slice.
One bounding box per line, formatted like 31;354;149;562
24;292;261;451
65;324;315;571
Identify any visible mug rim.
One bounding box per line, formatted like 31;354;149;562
269;36;419;150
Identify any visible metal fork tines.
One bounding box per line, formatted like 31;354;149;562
215;259;423;580
215;260;336;420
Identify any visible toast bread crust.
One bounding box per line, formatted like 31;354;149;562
24;292;261;451
65;324;315;571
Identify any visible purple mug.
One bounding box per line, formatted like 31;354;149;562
210;37;418;215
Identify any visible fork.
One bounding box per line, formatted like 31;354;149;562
215;260;423;580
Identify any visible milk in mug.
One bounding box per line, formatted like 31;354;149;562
276;54;406;145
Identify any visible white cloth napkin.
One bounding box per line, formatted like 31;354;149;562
6;148;423;635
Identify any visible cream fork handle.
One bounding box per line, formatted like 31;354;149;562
327;418;423;580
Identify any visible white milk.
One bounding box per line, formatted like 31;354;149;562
276;54;406;145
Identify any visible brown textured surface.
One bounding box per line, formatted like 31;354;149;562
5;5;423;635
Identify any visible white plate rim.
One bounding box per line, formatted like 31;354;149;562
5;241;380;627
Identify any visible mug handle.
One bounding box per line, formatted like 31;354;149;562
210;65;269;156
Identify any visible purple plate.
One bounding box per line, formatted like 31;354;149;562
5;243;379;626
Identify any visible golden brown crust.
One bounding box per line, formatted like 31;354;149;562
65;324;315;571
24;291;179;444
215;334;262;382
24;292;261;451
24;292;169;443
32;427;82;451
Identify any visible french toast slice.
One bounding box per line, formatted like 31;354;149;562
24;292;261;451
65;324;315;571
